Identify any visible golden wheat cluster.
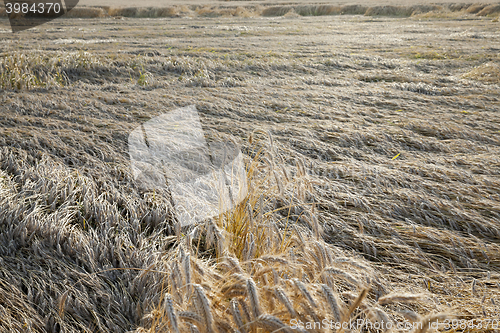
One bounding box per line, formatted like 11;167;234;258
0;133;449;333
132;133;450;333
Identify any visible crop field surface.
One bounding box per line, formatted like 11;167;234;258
0;9;500;333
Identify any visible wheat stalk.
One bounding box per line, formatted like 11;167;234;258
230;299;247;333
193;284;214;333
246;278;262;318
378;293;425;305
293;278;318;308
257;314;293;333
164;293;180;333
238;299;252;324
183;253;192;299
186;323;202;333
178;311;203;326
320;284;343;322
273;287;297;317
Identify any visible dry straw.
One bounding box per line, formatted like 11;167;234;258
378;293;425;305
0;112;495;333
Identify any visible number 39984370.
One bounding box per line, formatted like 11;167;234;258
5;2;62;15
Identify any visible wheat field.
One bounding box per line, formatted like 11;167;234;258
0;5;499;333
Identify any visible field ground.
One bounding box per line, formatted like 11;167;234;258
0;12;500;333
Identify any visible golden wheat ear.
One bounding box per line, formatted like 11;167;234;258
164;294;181;333
58;290;69;318
192;284;215;333
246;277;262;319
321;284;343;322
257;314;294;333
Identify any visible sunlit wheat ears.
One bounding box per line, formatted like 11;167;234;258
257;314;294;333
182;252;192;299
192;284;214;333
246;277;262;319
321;284;344;322
230;299;247;333
337;288;369;333
273;287;297;316
164;294;181;333
292;278;318;308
